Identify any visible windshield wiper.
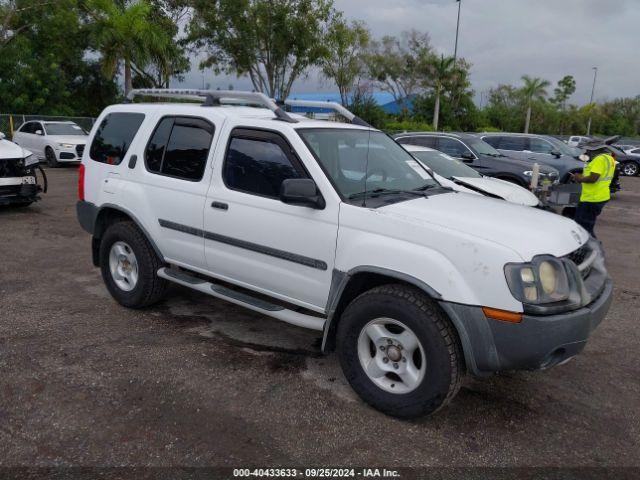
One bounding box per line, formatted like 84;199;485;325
348;188;426;200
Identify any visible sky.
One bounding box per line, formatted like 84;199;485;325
178;0;640;105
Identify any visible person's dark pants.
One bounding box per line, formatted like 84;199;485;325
575;201;607;238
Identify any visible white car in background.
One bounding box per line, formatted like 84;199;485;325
567;135;591;148
402;144;539;207
13;120;88;167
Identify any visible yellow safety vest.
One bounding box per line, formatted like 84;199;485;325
580;154;615;203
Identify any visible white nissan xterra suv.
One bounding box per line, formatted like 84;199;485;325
76;89;613;418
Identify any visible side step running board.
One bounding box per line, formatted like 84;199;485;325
157;268;326;331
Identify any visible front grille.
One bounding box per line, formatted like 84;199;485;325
567;244;589;266
76;144;85;156
564;244;594;279
60;152;75;159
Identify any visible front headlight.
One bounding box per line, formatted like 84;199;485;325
58;143;74;148
24;154;39;167
504;256;572;306
523;171;533;176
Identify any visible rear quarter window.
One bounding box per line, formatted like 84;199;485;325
89;112;145;165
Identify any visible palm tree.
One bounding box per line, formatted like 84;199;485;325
87;0;170;96
521;75;550;133
429;55;456;131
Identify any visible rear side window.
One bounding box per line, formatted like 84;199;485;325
20;122;34;133
397;136;437;148
144;116;214;181
223;130;304;198
497;136;527;151
437;137;471;158
482;136;501;148
90;113;145;165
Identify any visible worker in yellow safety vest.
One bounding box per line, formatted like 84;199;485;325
571;146;616;238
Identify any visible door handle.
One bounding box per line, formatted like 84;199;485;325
211;201;228;210
128;154;138;169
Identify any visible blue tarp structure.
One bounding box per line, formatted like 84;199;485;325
287;92;414;114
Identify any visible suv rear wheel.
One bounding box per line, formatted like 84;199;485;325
99;221;167;308
337;284;463;418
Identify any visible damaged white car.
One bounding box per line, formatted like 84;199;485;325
0;132;47;207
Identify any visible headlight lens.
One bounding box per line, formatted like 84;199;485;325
523;171;533;176
58;143;74;148
505;256;571;305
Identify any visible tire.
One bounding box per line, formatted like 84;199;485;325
99;220;167;308
45;147;58;168
337;284;463;418
622;161;639;177
12;201;33;207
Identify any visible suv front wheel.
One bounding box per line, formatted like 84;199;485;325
99;221;167;308
337;284;463;418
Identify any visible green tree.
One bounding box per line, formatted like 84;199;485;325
87;0;172;95
520;75;550;133
366;30;433;118
0;0;119;116
188;0;336;100
320;18;369;106
425;54;455;130
551;75;576;134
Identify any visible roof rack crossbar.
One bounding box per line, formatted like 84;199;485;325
284;99;372;127
124;89;298;123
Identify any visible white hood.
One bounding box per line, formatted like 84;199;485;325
0;139;32;159
379;192;588;261
47;135;87;145
452;176;539;207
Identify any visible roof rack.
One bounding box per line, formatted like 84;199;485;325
124;88;298;124
284;99;371;127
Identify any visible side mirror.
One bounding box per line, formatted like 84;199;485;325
461;151;475;162
280;178;325;209
551;150;562;158
35;130;44;136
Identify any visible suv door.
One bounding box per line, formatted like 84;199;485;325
137;115;216;269
204;126;338;311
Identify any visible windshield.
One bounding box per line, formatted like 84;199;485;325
298;128;439;201
466;138;501;156
44;123;86;136
411;150;481;179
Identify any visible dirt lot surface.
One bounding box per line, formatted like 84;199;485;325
1;167;639;468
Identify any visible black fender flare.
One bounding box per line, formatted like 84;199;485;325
321;266;441;352
77;201;165;266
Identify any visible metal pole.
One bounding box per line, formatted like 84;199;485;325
586;66;598;136
454;0;462;63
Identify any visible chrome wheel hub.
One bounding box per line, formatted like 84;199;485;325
357;318;426;394
108;241;139;292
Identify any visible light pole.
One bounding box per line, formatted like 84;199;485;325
586;66;598;136
454;0;462;64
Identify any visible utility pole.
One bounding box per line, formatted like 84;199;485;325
454;0;462;64
586;66;598;136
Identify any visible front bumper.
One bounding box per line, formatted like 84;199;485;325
0;175;40;205
440;278;613;376
54;144;85;162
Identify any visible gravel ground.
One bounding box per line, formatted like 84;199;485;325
0;167;639;469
